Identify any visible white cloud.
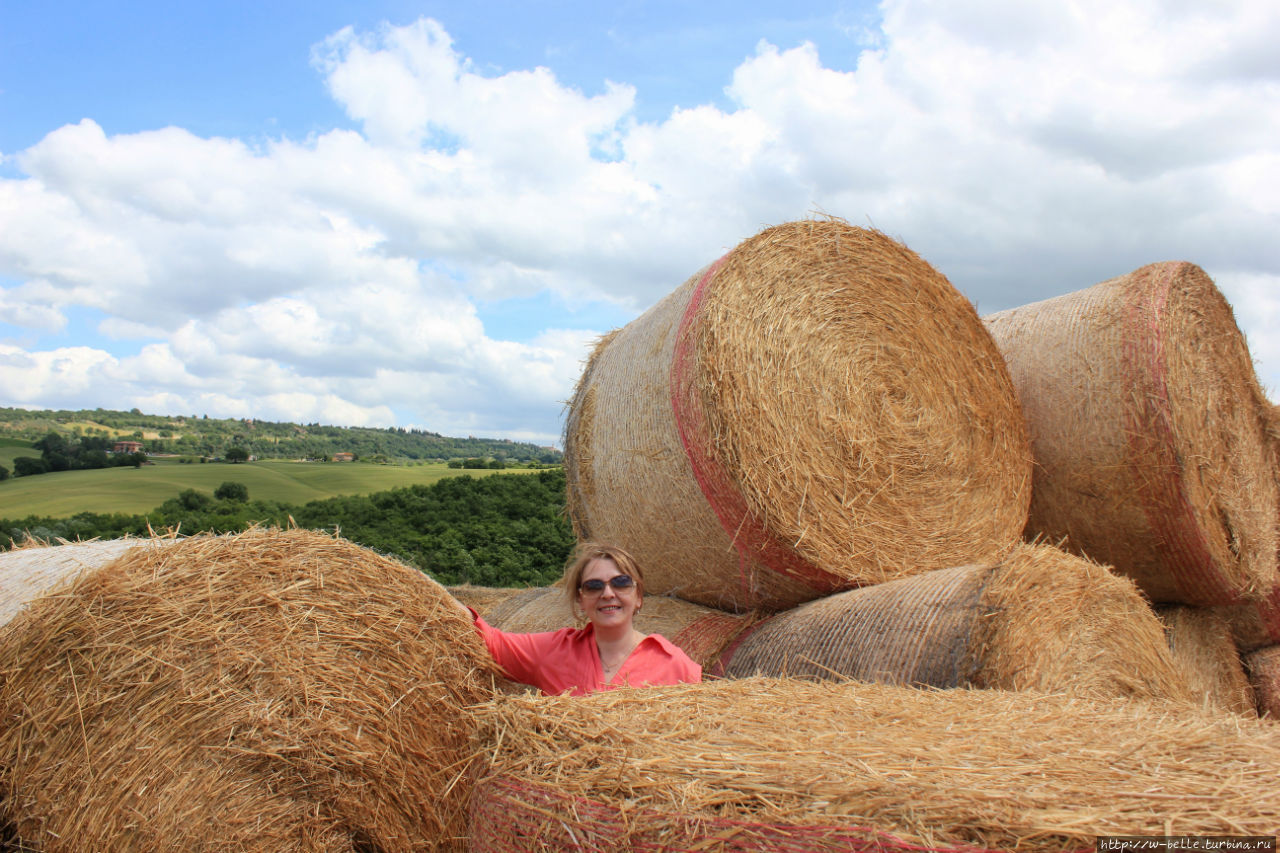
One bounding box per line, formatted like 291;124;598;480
0;1;1277;442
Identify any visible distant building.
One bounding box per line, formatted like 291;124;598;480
113;440;144;454
332;452;355;462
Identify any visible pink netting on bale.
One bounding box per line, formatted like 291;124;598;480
983;262;1278;605
468;776;1018;853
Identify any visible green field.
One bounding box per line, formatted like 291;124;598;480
0;438;35;472
0;459;529;518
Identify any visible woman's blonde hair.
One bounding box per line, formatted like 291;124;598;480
561;542;645;619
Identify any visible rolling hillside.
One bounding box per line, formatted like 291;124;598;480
0;458;531;518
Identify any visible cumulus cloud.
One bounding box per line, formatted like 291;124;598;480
1;0;1277;445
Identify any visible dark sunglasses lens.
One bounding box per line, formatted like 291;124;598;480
581;575;634;593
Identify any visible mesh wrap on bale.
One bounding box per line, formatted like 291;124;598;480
1156;605;1257;716
0;529;498;853
564;219;1032;612
461;585;754;671
1244;644;1280;719
469;678;1280;851
719;543;1193;703
983;262;1279;605
446;585;531;620
0;538;172;629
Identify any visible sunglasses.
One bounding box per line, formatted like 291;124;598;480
579;575;635;594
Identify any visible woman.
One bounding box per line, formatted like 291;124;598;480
464;542;701;696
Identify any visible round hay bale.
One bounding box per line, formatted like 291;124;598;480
983;262;1279;605
565;219;1032;612
0;538;172;629
469;678;1280;851
1215;580;1280;653
473;585;755;671
0;528;498;853
719;543;1193;703
445;584;530;619
1244;644;1280;719
1156;605;1257;716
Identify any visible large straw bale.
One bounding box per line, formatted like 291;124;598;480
469;678;1280;851
446;584;529;619
0;528;498;853
720;543;1193;703
1214;582;1280;653
983;262;1279;605
466;585;754;671
565;219;1032;612
1156;605;1256;716
0;538;171;629
1245;644;1280;719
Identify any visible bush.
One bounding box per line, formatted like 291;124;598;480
12;457;48;477
176;489;213;511
214;482;249;502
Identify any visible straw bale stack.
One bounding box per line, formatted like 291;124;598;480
1245;645;1280;719
718;543;1193;703
1156;605;1256;716
0;537;172;629
0;528;498;853
565;219;1032;612
1215;582;1280;653
469;678;1280;851
463;585;755;671
446;584;528;619
983;262;1279;606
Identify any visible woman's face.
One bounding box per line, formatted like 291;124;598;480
577;556;641;631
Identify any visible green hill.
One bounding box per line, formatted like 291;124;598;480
0;406;561;464
0;438;35;472
0;458;532;517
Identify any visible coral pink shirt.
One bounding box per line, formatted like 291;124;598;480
471;611;702;697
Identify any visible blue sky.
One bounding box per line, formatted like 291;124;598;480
1;1;878;149
1;1;1277;445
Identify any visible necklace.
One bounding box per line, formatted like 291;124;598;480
600;636;641;678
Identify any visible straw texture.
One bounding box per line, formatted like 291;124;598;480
463;585;754;671
983;262;1279;605
1156;605;1257;716
0;538;171;629
721;543;1193;703
446;585;530;619
1214;582;1280;653
566;219;1031;612
0;529;498;853
1244;645;1280;719
469;678;1280;851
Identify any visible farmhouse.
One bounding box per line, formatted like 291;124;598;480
332;452;355;462
112;440;143;454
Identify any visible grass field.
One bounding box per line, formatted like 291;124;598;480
0;439;35;472
0;459;531;518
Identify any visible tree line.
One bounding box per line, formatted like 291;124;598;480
0;469;575;588
0;406;563;465
5;432;146;479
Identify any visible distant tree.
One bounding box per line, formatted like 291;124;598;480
13;457;48;477
487;459;505;469
225;447;250;463
214;481;249;502
447;459;463;469
82;450;110;469
177;489;212;511
0;464;8;481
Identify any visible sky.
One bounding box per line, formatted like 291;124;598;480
1;0;1277;448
